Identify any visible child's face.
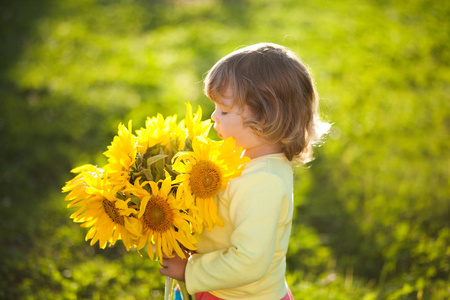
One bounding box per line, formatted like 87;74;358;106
211;89;263;153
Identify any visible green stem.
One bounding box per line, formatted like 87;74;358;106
178;281;196;300
164;276;174;300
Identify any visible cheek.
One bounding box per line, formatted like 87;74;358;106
231;124;252;143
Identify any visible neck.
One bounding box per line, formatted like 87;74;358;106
244;143;282;159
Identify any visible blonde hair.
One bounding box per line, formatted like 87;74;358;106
204;43;329;163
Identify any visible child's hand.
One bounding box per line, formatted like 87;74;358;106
159;249;189;282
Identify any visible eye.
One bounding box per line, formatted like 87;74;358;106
221;111;228;116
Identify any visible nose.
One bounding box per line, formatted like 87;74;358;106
211;108;218;122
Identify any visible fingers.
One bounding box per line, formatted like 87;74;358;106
160;251;175;267
157;252;188;281
159;257;170;275
159;252;175;272
159;266;169;276
158;252;170;269
158;258;175;276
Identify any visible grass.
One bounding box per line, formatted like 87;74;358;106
1;0;449;299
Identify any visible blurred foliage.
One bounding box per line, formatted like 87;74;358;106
1;0;449;299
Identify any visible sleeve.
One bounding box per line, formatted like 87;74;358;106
185;172;287;294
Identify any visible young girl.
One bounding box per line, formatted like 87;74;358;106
160;43;329;299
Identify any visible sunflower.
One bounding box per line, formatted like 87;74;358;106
64;168;140;250
136;113;186;155
183;102;212;141
62;164;103;209
131;114;185;184
173;136;250;232
128;173;198;261
103;121;137;188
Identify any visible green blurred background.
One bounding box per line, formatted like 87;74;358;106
1;0;449;299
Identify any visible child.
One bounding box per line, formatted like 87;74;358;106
160;43;329;299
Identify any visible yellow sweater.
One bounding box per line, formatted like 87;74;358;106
185;153;294;299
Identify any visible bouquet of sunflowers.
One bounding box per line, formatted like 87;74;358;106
62;103;250;299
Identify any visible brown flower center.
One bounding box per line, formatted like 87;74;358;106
143;196;174;232
189;160;222;198
102;199;125;225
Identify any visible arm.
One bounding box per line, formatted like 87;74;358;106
185;173;287;294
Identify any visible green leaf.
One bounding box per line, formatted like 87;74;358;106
146;154;168;168
129;195;141;206
132;169;153;181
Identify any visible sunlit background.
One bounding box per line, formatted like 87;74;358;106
1;0;448;299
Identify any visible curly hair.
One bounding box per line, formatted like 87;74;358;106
204;43;330;163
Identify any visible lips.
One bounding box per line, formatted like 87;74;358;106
214;126;223;138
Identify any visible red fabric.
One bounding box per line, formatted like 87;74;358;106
195;291;223;300
195;287;294;300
